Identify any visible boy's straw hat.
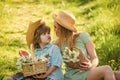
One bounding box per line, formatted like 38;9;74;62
26;18;45;48
52;10;77;32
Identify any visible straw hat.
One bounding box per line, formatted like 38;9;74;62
26;18;45;48
52;10;77;32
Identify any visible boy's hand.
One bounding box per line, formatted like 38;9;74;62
33;73;47;79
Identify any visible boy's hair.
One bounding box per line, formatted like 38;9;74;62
33;24;50;48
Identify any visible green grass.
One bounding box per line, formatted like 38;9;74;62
0;0;120;79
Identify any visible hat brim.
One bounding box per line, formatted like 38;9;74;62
26;18;45;48
52;13;77;32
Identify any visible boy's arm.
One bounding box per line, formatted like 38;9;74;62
43;65;56;77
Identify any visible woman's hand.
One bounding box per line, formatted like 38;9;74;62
79;61;92;70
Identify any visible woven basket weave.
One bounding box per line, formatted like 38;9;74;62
22;61;47;77
65;50;89;69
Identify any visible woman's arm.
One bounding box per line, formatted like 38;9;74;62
79;39;99;70
85;39;99;69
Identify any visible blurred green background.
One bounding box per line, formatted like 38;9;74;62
0;0;120;79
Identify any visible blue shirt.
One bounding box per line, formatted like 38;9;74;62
35;43;64;80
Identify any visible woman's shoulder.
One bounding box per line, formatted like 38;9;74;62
75;32;90;43
79;32;89;36
76;32;90;38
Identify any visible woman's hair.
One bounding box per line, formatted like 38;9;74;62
33;24;50;48
56;22;78;49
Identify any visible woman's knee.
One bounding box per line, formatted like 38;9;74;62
86;65;114;80
103;65;113;72
104;65;112;69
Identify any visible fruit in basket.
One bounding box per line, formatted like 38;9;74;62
19;50;30;57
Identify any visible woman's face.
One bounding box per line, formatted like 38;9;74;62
54;21;60;37
40;32;51;44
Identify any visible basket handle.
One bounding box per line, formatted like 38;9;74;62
30;44;35;61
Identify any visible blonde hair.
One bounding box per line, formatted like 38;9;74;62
56;22;79;49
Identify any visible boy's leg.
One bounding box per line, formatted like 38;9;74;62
7;76;14;80
114;71;120;80
7;72;24;80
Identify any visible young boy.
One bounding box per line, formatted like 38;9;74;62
8;18;64;80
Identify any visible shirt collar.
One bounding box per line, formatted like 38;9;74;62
45;43;52;48
36;43;52;50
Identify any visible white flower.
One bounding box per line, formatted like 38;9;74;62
62;47;80;63
16;53;50;69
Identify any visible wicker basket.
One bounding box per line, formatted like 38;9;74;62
65;50;89;69
22;61;47;77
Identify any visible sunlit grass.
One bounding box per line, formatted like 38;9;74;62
0;0;120;79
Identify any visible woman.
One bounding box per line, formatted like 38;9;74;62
52;10;119;80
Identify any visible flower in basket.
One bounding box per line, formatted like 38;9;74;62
16;52;50;69
62;47;89;69
16;55;32;69
62;47;80;63
16;44;50;69
35;53;50;62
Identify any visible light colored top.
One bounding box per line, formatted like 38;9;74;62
60;32;91;80
35;43;64;80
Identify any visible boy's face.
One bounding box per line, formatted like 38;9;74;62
40;32;51;44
